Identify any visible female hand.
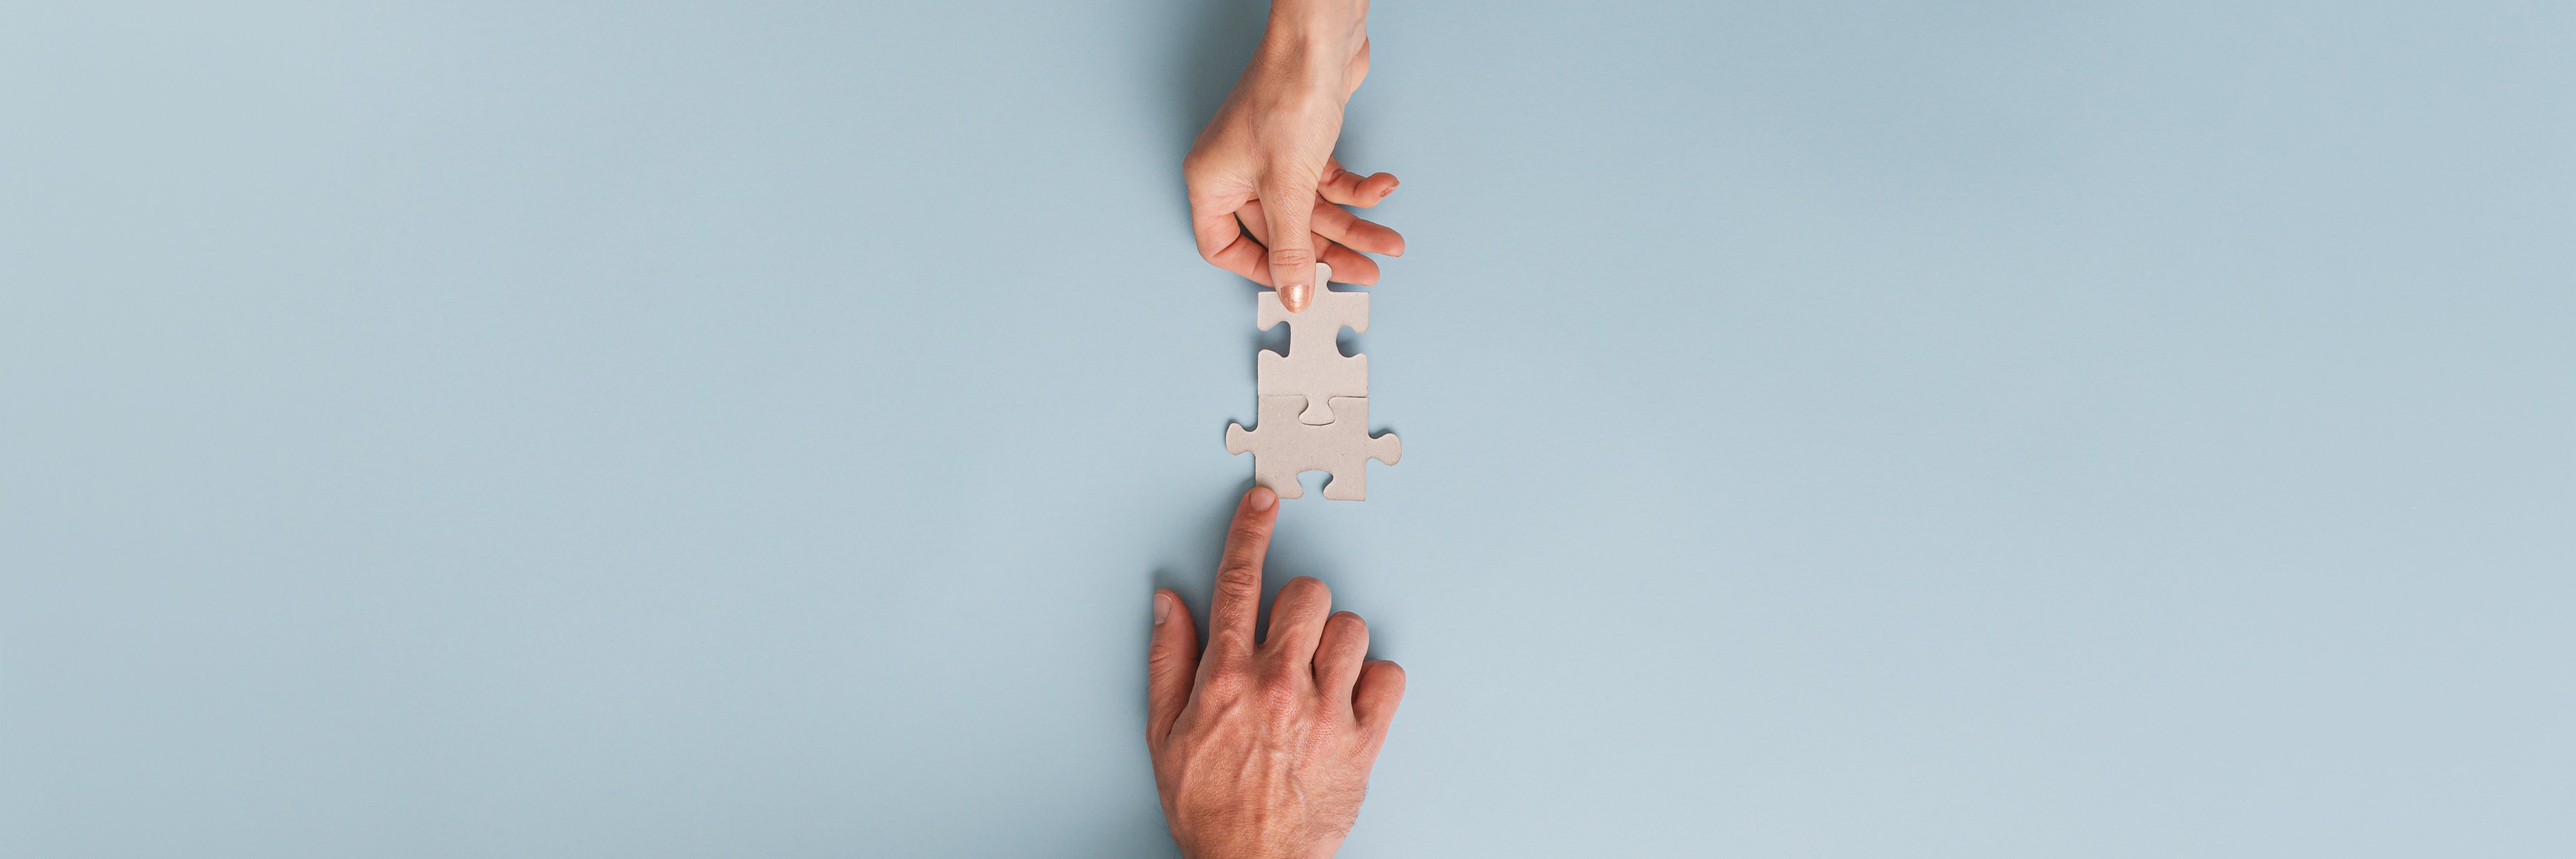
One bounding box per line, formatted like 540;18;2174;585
1184;1;1404;311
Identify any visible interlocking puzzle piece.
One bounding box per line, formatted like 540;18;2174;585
1226;395;1400;501
1257;262;1368;426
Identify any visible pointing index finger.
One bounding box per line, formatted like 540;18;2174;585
1208;487;1280;658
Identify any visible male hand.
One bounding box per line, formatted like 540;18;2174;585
1147;487;1406;859
1184;0;1404;311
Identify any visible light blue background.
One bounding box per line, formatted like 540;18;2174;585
4;1;2571;856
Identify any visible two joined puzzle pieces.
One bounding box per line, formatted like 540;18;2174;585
1225;263;1400;501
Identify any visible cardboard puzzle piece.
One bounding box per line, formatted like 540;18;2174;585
1256;263;1368;426
1226;395;1401;501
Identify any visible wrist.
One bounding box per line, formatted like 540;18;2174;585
1171;810;1327;859
1260;1;1366;67
1266;0;1366;34
1248;30;1357;96
1179;841;1315;859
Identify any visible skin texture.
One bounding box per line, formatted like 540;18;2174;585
1184;0;1404;312
1148;487;1406;859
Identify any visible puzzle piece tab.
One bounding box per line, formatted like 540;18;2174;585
1256;263;1368;426
1225;395;1401;501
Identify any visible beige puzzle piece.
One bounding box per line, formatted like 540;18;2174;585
1225;395;1401;501
1257;262;1368;426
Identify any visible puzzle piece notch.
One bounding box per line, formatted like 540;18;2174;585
1256;351;1366;425
1256;262;1369;426
1225;395;1400;501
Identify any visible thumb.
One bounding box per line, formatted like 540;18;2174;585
1145;589;1200;748
1263;179;1321;311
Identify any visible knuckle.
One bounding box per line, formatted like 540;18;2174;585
1183;149;1232;180
1281;575;1327;602
1370;662;1407;689
1216;563;1261;594
1327;611;1367;641
1258;677;1305;719
1269;246;1315;266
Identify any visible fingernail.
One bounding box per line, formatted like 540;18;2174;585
1153;593;1171;625
1249;487;1276;511
1282;283;1309;311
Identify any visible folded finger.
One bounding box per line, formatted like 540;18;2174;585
1318;166;1398;209
1309;203;1405;257
1262;577;1334;669
1210;225;1271;284
1354;660;1406;741
1318;243;1380;286
1312;611;1368;710
1239;202;1379;286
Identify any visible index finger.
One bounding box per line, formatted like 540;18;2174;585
1191;204;1271;284
1207;486;1280;658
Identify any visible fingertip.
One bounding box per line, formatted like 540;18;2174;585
1271;253;1314;309
1247;486;1277;512
1367;659;1406;685
1355;659;1407;726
